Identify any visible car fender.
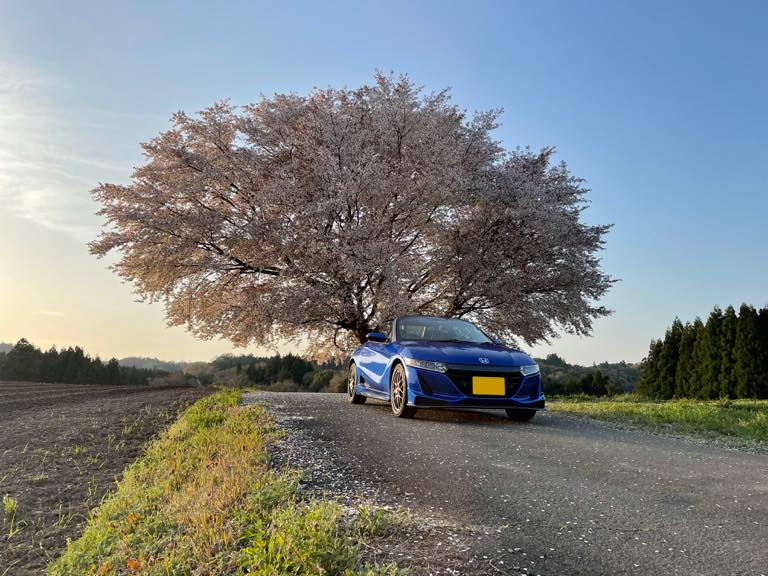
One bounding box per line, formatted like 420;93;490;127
351;347;410;401
378;354;422;404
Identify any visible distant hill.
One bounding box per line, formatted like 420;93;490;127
535;353;641;395
0;343;12;353
118;357;188;372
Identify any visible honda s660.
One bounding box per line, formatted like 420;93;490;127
347;316;544;420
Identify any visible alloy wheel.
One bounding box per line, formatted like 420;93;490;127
391;367;405;411
347;366;356;398
347;363;366;404
390;364;415;418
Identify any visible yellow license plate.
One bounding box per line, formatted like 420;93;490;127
472;376;505;395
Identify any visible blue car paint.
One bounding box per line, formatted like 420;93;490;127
350;328;545;411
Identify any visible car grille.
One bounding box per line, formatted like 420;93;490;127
445;369;524;397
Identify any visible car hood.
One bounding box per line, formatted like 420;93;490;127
400;341;534;367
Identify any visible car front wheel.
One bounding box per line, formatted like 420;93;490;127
390;363;416;418
505;408;536;421
347;362;366;404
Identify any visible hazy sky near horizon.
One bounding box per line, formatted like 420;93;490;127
1;0;767;364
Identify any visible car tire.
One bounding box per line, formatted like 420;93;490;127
505;408;536;422
390;363;416;418
347;362;367;404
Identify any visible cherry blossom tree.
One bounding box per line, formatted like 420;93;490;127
90;73;614;357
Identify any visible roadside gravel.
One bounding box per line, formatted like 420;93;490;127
247;392;768;576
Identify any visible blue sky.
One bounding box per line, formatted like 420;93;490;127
1;0;766;363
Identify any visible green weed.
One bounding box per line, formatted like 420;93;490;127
355;505;410;539
54;503;75;529
3;493;19;537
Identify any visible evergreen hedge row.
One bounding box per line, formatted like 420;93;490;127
637;304;768;399
0;338;166;385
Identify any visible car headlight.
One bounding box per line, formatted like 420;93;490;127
404;358;448;373
520;364;540;376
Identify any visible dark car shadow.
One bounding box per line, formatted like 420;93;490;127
362;399;551;427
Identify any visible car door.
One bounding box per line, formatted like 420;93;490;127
359;335;393;393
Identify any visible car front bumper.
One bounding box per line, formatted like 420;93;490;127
405;365;545;410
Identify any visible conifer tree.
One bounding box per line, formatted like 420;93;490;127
1;339;40;381
39;347;59;383
758;307;768;397
106;358;122;386
688;318;708;397
718;305;738;398
759;307;768;348
734;304;762;398
658;318;683;399
637;339;663;397
675;321;697;398
88;358;105;385
697;307;723;399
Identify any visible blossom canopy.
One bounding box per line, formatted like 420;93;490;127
90;73;614;356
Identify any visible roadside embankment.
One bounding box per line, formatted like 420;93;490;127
49;389;402;575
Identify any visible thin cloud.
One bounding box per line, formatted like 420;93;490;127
0;63;132;240
0;62;44;94
35;310;67;318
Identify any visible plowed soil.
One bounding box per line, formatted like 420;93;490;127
0;381;209;575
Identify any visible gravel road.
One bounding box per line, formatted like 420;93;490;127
250;392;768;576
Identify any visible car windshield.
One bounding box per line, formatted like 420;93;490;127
396;317;494;344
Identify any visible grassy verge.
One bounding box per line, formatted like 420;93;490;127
549;393;768;447
48;390;402;575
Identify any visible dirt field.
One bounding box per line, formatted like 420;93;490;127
0;381;210;575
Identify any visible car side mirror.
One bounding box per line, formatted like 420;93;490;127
366;332;388;343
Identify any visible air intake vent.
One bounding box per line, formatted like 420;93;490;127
445;369;523;397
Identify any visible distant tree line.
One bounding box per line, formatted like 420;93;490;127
0;339;166;385
537;353;639;396
543;368;616;396
637;304;768;399
191;353;344;392
244;354;319;389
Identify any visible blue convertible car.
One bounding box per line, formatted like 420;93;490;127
348;315;544;420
